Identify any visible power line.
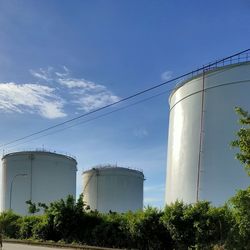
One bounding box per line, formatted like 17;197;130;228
0;72;188;148
1;48;249;149
5;89;173;150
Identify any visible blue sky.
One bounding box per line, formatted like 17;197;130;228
0;0;249;208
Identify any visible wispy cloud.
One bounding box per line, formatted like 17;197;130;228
30;67;53;81
0;83;66;119
74;92;120;112
0;67;120;119
55;66;70;77
161;70;173;81
58;78;105;91
32;66;120;112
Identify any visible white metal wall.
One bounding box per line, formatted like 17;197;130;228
1;151;77;215
166;62;250;205
83;167;144;213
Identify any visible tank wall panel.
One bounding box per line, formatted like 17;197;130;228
83;171;98;210
166;90;202;204
166;63;250;205
1;152;77;215
199;80;250;204
83;168;144;213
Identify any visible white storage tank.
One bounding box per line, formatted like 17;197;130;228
166;61;250;205
1;150;77;214
82;166;144;213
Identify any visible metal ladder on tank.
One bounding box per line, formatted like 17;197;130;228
82;168;99;210
196;68;207;202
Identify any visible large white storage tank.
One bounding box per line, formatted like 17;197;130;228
82;166;144;213
1;150;77;214
166;61;250;205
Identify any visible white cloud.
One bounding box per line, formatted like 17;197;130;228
75;92;120;112
28;66;121;116
0;83;66;119
30;67;53;81
55;66;70;77
58;78;106;91
40;101;66;119
161;70;173;81
53;68;120;112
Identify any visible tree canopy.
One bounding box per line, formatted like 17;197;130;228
231;107;250;176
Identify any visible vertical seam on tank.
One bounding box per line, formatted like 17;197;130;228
196;69;206;202
30;154;34;201
96;169;99;211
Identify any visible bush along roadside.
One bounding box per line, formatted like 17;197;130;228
0;187;249;250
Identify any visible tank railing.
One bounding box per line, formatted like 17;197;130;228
204;52;250;71
198;51;250;76
175;50;250;89
85;164;144;174
3;148;77;160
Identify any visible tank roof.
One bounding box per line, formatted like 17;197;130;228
2;149;77;163
169;61;250;103
82;165;144;176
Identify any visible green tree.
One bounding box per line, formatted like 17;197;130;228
231;107;250;176
0;210;21;238
162;201;194;249
18;215;43;239
184;202;233;249
162;201;233;249
227;187;250;249
37;202;48;212
91;213;132;248
26;200;40;214
134;207;173;250
43;194;93;243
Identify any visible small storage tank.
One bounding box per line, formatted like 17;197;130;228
166;61;250;205
1;150;77;214
82;166;144;213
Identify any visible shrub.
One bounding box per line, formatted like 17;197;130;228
91;212;132;248
0;210;21;238
19;215;44;239
133;207;173;250
226;187;250;249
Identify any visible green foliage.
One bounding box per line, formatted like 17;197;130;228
40;193;97;243
184;202;233;249
228;187;250;249
0;210;21;238
91;213;132;248
37;202;48;212
133;207;173;250
32;215;50;240
44;195;82;242
162;201;234;249
231;107;250;176
206;205;234;249
1;189;249;249
162;201;194;249
26;200;40;214
18;215;43;239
